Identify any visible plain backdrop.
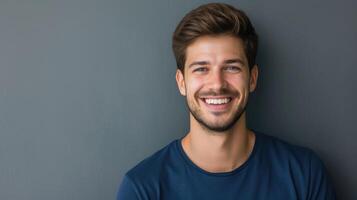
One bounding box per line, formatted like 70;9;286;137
0;0;356;199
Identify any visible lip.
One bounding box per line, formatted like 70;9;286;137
200;96;232;99
199;97;233;112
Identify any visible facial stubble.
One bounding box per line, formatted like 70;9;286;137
185;89;248;133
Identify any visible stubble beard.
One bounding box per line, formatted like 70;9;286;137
185;92;248;133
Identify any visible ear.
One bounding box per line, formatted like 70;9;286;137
175;69;186;96
249;64;259;92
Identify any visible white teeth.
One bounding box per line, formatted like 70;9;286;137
204;98;231;105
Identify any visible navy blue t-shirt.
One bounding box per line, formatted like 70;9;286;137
117;132;336;199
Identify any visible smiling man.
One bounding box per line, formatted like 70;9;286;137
117;3;335;200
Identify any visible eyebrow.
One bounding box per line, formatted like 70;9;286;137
188;58;245;68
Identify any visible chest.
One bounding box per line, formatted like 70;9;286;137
156;167;306;200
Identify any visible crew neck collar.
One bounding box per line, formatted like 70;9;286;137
175;131;261;177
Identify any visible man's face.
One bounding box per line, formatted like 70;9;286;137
176;35;258;132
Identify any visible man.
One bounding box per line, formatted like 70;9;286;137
117;3;336;200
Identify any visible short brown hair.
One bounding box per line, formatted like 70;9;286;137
172;3;258;72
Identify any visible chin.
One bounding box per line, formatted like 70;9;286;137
195;116;239;133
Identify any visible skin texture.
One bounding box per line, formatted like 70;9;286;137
175;35;259;173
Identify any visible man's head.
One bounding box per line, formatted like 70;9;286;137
173;3;259;133
172;3;258;73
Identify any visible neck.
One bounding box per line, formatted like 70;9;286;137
181;112;255;173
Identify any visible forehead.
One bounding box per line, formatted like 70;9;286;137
185;35;247;66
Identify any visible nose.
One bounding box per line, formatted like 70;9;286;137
207;69;227;90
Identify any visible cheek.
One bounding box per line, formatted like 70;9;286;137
227;73;249;88
227;77;247;90
186;78;203;96
227;77;250;100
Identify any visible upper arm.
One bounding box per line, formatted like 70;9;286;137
307;151;336;200
117;175;141;200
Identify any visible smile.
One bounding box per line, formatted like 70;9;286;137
199;97;233;112
204;98;232;105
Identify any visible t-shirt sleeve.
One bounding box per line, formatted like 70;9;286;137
117;174;140;200
307;151;337;200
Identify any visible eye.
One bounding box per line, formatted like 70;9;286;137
193;67;207;73
225;66;241;72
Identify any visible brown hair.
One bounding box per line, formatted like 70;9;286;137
172;3;258;72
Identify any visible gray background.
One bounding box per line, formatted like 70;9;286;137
0;0;355;199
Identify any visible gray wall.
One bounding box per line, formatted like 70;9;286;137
0;0;355;199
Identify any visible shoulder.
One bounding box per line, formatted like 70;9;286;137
125;139;178;184
255;132;336;198
256;131;316;163
255;132;325;182
118;140;179;199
